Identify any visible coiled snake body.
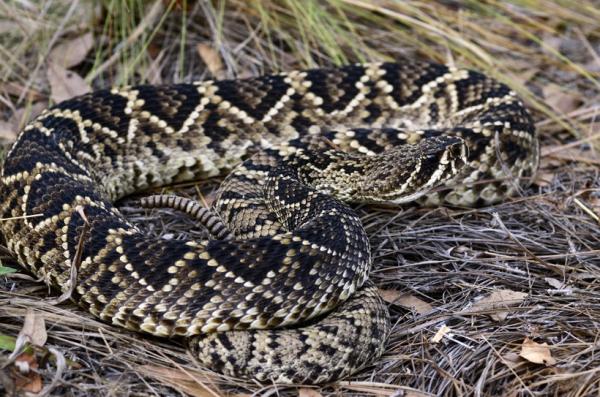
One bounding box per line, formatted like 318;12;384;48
0;62;538;383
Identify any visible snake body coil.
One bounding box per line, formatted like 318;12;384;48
0;62;538;383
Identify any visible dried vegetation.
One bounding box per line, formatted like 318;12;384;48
1;1;600;396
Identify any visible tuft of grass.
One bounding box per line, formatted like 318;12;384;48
89;0;181;85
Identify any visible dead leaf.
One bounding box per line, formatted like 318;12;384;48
197;43;225;79
519;337;556;366
379;289;433;314
47;62;91;103
12;352;42;393
469;289;527;321
431;324;450;343
48;32;94;69
543;83;582;114
299;388;323;397
138;365;221;397
502;352;521;369
20;309;47;347
5;310;47;393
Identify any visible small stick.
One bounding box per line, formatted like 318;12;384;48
573;198;600;224
48;206;89;305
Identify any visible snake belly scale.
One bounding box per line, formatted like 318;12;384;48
0;62;538;383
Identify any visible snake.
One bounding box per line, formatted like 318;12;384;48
0;61;539;384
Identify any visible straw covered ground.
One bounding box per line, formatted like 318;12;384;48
1;1;600;396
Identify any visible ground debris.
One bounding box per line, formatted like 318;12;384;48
468;289;528;322
519;337;557;366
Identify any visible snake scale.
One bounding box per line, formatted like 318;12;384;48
0;61;539;384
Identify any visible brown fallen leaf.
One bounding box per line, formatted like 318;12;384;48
7;310;48;393
519;337;556;366
48;32;94;68
138;365;221;397
299;388;324;397
469;289;527;321
502;352;521;369
543;83;582;114
47;62;91;103
12;352;43;393
197;43;225;79
379;289;433;315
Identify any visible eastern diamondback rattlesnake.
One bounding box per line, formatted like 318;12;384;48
0;62;538;383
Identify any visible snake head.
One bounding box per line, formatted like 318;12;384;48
356;135;468;204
